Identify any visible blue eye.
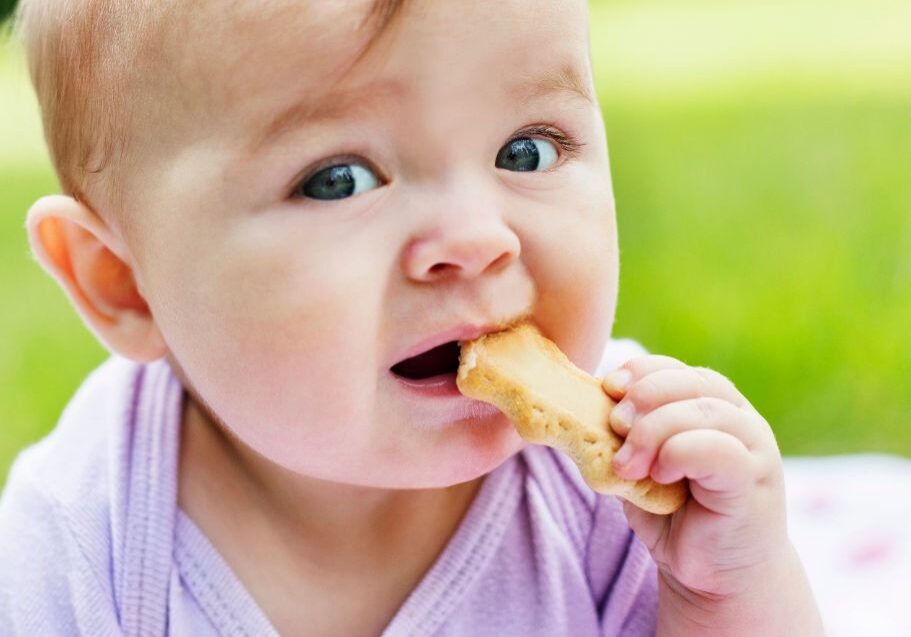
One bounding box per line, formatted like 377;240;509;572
295;163;380;201
495;137;559;172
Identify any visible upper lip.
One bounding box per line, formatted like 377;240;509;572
388;321;519;370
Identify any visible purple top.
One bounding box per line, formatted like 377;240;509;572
0;340;656;636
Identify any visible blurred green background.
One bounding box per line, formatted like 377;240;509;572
1;0;909;486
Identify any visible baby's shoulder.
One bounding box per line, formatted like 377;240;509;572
0;356;149;631
0;354;160;569
3;356;142;509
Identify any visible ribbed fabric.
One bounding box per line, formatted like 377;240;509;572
0;339;657;636
174;512;280;637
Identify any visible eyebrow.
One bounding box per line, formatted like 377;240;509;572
249;63;594;155
249;80;408;154
510;64;596;107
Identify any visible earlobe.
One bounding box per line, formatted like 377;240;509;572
25;195;168;363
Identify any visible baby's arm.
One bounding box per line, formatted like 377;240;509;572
603;356;825;636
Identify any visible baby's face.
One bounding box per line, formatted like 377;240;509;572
126;0;618;487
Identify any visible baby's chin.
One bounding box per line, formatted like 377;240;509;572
382;415;525;489
308;414;522;490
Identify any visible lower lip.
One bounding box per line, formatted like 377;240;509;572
391;372;503;419
393;372;463;397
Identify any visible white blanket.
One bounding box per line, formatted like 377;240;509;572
785;454;911;636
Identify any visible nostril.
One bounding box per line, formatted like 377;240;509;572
426;253;510;279
429;262;457;276
486;251;512;274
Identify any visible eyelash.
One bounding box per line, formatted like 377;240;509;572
513;124;586;160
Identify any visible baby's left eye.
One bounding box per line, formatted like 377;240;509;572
495;137;559;172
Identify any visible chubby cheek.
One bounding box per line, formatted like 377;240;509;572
528;193;618;374
151;231;388;477
207;317;374;475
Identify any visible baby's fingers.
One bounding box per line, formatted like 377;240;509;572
651;429;758;514
613;398;770;482
602;355;687;399
609;367;751;436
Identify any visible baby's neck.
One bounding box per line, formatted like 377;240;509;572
177;394;483;624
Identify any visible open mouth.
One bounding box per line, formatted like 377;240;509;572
390;340;462;382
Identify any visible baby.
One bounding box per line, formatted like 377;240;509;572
0;0;824;635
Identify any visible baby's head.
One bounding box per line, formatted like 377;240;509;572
20;0;619;488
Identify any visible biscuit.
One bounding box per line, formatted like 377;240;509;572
457;322;687;515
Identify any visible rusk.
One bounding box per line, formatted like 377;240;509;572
457;322;687;515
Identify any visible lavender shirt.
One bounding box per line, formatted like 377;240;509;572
0;340;657;636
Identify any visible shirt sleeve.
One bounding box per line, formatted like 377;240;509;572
0;461;122;637
586;494;659;636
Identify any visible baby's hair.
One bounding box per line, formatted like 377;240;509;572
11;0;406;231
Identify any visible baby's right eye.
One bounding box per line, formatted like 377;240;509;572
293;162;381;201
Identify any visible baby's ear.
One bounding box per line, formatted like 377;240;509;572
25;195;168;363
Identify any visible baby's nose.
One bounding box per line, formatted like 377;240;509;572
402;215;521;282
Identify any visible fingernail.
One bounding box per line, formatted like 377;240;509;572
604;369;632;391
614;443;633;469
612;402;635;428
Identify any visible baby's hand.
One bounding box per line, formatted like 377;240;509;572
602;355;824;636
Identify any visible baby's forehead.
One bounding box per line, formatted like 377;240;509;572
167;0;591;123
161;1;384;107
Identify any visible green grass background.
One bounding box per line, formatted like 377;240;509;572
1;0;910;486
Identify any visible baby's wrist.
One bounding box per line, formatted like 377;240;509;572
656;543;825;637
